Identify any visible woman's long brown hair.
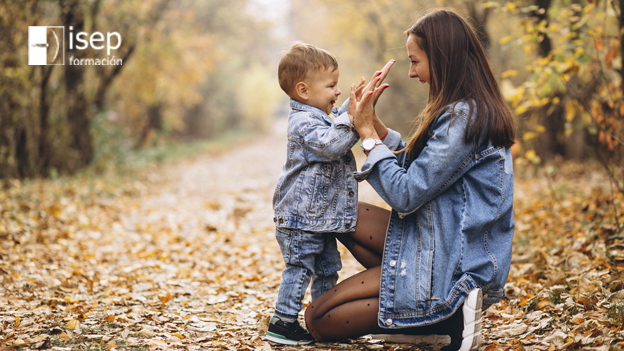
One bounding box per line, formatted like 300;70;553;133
403;9;515;161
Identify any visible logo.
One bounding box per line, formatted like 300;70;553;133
28;26;65;65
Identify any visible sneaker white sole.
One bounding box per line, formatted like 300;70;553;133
459;288;483;351
265;333;314;345
370;334;451;345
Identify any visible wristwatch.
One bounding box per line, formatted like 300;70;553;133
361;138;383;152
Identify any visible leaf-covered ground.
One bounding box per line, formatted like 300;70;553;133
1;122;624;351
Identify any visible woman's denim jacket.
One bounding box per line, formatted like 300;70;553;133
354;101;514;328
273;99;360;233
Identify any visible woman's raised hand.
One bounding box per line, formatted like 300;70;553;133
349;60;395;139
362;60;395;104
353;77;390;140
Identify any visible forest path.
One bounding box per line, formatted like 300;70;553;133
2;120;623;350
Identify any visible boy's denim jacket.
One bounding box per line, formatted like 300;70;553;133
354;101;515;328
273;98;360;233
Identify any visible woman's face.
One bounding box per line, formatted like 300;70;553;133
406;34;430;85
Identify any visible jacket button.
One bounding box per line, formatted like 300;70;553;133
389;260;396;267
345;223;351;229
348;191;354;197
278;219;284;224
385;319;393;326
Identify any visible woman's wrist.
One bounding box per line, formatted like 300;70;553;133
358;128;379;140
372;113;388;140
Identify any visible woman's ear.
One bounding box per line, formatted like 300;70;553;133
295;82;308;101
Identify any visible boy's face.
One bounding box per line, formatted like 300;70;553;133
302;68;341;115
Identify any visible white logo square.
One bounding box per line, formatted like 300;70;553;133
28;26;65;65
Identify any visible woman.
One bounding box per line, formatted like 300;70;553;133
304;9;516;351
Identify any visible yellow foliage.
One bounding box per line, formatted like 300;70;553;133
524;44;536;53
501;70;518;78
515;105;528;115
537;57;551;67
237;63;282;132
504;2;518;12
483;1;500;9
566;101;577;122
523;132;537;141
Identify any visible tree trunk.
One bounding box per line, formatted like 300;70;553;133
61;0;94;169
138;104;164;149
16;127;30;178
38;65;54;175
530;0;553;58
619;0;624;92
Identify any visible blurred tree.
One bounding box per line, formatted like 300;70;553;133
499;0;623;189
0;0;281;178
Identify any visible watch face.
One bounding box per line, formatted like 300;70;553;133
362;138;374;150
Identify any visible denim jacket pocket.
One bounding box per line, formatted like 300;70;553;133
307;164;332;215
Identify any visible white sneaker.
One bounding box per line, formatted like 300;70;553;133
370;334;451;345
458;288;483;351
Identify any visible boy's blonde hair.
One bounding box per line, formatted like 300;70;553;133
278;43;338;97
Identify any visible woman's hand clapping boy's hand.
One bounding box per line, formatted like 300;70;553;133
348;60;395;126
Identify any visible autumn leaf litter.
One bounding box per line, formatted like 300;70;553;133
1;125;624;350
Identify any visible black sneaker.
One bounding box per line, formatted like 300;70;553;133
266;316;314;345
442;288;483;351
370;289;482;351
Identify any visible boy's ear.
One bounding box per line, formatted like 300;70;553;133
295;82;308;101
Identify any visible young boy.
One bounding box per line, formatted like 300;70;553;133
266;43;360;345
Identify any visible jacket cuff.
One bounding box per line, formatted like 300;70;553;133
383;128;402;150
353;144;396;181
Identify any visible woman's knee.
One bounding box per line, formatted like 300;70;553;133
304;302;324;339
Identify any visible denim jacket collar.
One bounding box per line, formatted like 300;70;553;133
289;98;334;125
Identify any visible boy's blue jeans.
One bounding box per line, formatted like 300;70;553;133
274;227;342;319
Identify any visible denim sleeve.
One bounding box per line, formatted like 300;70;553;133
354;110;475;214
382;128;403;151
299;111;359;162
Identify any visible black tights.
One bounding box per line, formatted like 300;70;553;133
305;202;388;340
304;202;462;346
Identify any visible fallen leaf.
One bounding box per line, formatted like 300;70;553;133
104;315;115;322
538;300;554;310
66;319;80;329
491;322;528;338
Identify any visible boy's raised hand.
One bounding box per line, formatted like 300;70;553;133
354;78;390;140
348;84;359;125
354;76;366;101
